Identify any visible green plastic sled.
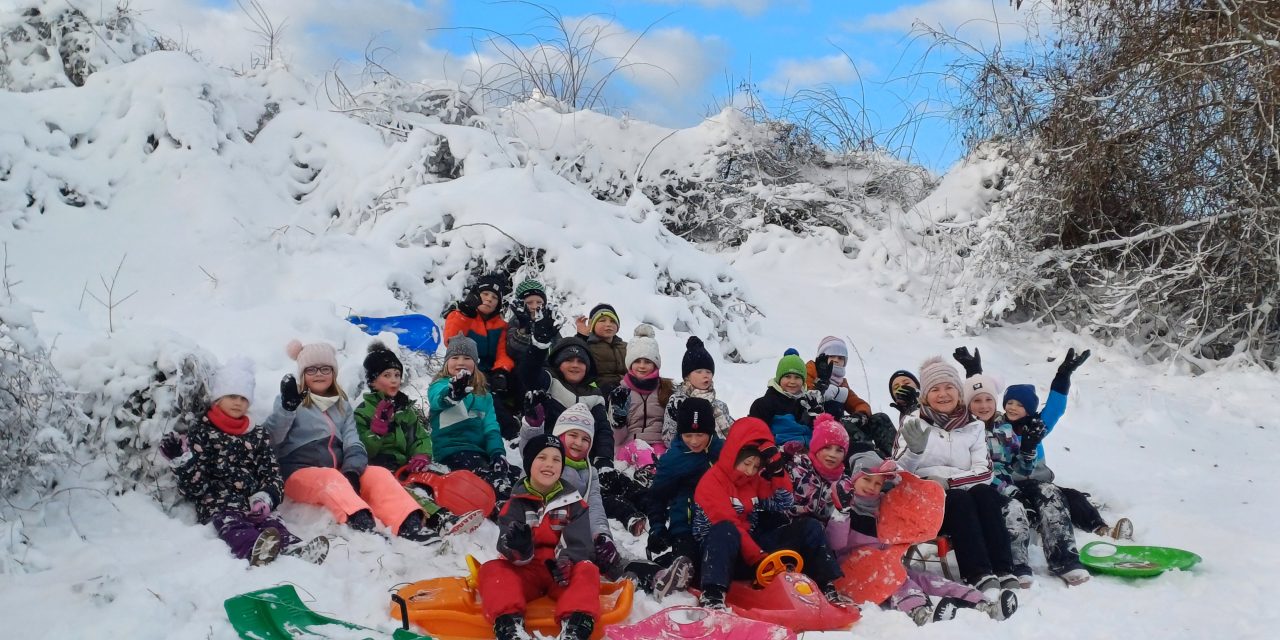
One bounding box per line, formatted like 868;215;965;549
224;584;431;640
1080;541;1202;578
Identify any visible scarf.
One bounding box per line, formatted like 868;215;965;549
851;492;882;518
767;378;803;399
622;370;660;395
207;405;250;436
563;455;589;471
309;393;340;413
830;364;847;387
810;454;845;482
920;404;972;432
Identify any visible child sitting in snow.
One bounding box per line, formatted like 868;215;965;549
573;303;627;392
646;398;723;578
479;434;600;640
355;341;480;542
834;447;1018;625
518;335;612;467
266;340;439;542
444;273;520;438
607;324;673;475
162;358;328;565
532;403;693;600
505;279;561;372
429;335;522;501
806;336;897;458
691;417;850;610
748;348;825;447
660;337;733;445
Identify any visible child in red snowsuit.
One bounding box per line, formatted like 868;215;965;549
478;434;600;640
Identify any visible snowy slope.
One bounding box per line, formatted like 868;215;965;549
2;32;1279;640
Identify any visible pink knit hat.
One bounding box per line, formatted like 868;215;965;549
286;339;338;377
809;413;849;454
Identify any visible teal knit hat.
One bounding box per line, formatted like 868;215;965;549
775;348;807;384
515;278;546;301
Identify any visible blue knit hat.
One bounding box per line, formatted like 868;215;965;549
1003;384;1040;413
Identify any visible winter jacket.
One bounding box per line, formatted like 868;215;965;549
444;308;515;375
505;304;562;365
660;383;734;446
519;336;613;464
496;480;594;564
428;378;504;462
691;418;795;564
645;434;724;538
892;410;992;490
265;395;367;479
611;375;673;450
577;332;627;391
354;391;432;470
786;453;857;523
805;360;872;417
173;412;284;523
985;421;1035;497
748;382;819;447
517;425;611;539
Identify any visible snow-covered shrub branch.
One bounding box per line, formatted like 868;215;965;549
0;0;154;92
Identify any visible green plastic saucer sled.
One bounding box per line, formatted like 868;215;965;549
1080;541;1202;578
225;584;431;640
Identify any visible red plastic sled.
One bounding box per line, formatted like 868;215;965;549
836;472;945;603
396;468;496;517
725;550;860;633
607;606;797;640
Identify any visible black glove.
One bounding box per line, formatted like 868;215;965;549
511;304;532;327
608;385;630;424
280;374;304;411
890;384;919;413
447;370;473;402
1016;416;1048;455
489;370;509;394
952;346;983;377
868;412;897;458
646;529;672;557
1058;348;1091;376
159;432;187;460
813;354;833;393
344;470;362;495
547;556;573;587
759;445;787;479
531;309;558;345
594;534;621;570
457;291;481;317
505;522;534;561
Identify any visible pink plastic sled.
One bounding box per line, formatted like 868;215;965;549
606;606;797;640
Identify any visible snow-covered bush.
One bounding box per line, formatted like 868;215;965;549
0;0;154;92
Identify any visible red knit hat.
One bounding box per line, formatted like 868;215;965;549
809;413;849;454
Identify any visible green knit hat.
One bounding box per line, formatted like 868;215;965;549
515;278;546;301
775;348;807;385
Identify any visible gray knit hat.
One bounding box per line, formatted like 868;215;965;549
917;355;963;398
444;334;479;362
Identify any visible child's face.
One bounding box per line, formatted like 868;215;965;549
1004;399;1027;421
826;355;848;368
524;296;545;314
477;291;499;315
890;375;918;394
686;369;713;390
925;382;960;413
372;369;402;396
854;474;885;497
592;316;619;339
682;432;711;453
216;395;249;419
815;444;845;470
969;394;996;421
529;449;563;490
735;455;762;476
302;365;335;394
558;357;587;384
446;355;474;377
630;358;656;376
779;373;805;395
560;430;592;460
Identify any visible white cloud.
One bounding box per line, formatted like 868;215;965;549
854;0;1049;46
761;53;868;94
638;0;775;17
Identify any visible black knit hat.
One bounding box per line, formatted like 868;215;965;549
363;341;403;383
473;273;507;298
522;433;565;477
676;397;716;436
681;336;716;379
549;336;596;380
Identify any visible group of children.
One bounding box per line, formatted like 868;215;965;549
162;274;1132;640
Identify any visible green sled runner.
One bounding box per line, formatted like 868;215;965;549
225;584;431;640
1080;541;1202;578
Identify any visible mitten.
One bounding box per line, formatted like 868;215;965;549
406;454;431;473
890;384;920;413
547;555;573;587
594;534;622;570
952;346;983;377
900;419;931;455
457;291;480;317
159;432;188;461
532;309;559;346
369;398;395;436
280;374;304;411
813;354;833;393
447;370;473;402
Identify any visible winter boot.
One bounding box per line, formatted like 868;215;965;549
249;527;281;567
437;509;486;536
283;535;329;565
821;584;854;606
651;555;694;602
493;613;531;640
975;589;1018;621
398;511;441;545
998;574;1021;590
633;464;657;488
909;604;934;626
626;514;648;537
1060;568;1091;586
699;585;728;611
347;509;376;532
1111;517;1134;540
1016;573;1034;589
932;598;963;622
973;575;1000;596
558;612;595;640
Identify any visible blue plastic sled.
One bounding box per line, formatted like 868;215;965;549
348;314;442;354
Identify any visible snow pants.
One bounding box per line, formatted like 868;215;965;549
439;450;520;501
597;467;646;525
940;484;1014;584
1059;485;1108;532
1012;480;1084;575
889;567;985;613
478;558;601;622
211;509;299;560
699;518;842;590
284;466;420;535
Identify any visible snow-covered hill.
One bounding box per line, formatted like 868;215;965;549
2;6;1279;639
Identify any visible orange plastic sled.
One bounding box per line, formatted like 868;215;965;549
390;555;634;640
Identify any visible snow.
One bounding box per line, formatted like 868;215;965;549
3;16;1280;640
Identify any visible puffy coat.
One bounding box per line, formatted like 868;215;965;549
892;409;992;490
748;381;818;447
173;412;284;523
519;336;612;464
787;453;857;523
691;418;794;564
645;434;724;538
354;391;432;469
611;375;673;450
660;383;733;446
265;395;367;479
444;308;514;375
428;378;504;462
805;360;872;417
580;332;627;391
496;480;594;564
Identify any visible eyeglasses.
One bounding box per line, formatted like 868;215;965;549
303;366;334;376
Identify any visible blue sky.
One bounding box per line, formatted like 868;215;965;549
147;0;1046;172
